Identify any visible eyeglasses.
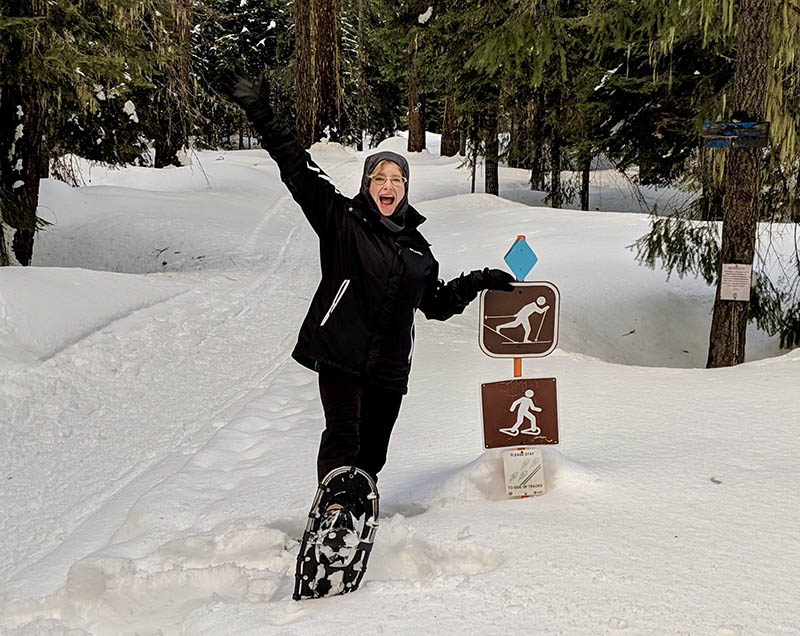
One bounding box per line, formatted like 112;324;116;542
370;175;407;187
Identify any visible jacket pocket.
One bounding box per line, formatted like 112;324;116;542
320;278;351;326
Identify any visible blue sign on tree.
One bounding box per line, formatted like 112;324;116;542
504;236;538;281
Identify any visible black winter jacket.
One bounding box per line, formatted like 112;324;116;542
255;117;480;393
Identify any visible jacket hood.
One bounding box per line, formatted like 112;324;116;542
359;151;411;232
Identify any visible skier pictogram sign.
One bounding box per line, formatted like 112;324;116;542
479;282;560;358
481;378;559;449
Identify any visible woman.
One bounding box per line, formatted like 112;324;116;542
218;69;513;523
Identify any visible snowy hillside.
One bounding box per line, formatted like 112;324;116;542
0;139;798;636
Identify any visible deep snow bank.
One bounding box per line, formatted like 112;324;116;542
0;267;185;367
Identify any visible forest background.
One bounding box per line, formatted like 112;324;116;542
0;0;799;365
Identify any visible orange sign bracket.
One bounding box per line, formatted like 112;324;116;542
513;234;525;378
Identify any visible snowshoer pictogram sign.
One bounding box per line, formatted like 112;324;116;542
479;282;560;358
481;378;559;449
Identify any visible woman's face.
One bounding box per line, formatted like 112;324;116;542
368;161;406;217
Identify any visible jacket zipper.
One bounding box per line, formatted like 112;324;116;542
408;322;415;362
320;279;351;326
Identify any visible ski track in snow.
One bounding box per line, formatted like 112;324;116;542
0;158;347;599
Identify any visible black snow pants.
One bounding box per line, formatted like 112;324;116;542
316;365;403;483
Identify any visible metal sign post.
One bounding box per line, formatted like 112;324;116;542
478;236;561;498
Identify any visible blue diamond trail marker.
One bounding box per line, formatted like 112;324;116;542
504;235;537;282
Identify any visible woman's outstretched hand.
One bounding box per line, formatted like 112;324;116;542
474;267;515;292
216;67;273;124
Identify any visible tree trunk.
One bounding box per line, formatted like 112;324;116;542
295;0;315;148
508;106;529;169
529;143;545;190
0;83;44;266
154;0;191;168
707;0;771;368
313;0;341;142
440;91;459;157
549;136;562;208
407;34;426;152
528;96;547;190
0;0;46;267
470;140;478;194
484;89;499;196
579;153;591;211
355;0;367;151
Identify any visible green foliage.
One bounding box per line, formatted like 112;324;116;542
0;1;189;167
634;211;721;285
189;0;296;148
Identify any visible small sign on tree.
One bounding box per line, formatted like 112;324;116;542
701;121;770;148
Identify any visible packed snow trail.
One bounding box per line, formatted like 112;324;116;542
0;151;363;602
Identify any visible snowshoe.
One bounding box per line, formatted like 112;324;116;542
293;466;379;600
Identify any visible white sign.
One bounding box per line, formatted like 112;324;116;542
720;263;752;301
502;448;545;498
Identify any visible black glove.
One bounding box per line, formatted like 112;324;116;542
216;66;274;126
473;267;515;292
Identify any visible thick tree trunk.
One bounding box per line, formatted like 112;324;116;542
484;90;499;196
707;0;771;367
313;0;341;142
0;83;44;266
440;92;459;157
0;0;46;267
407;34;426;152
295;0;315;148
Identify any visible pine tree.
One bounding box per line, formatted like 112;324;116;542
628;0;800;357
707;0;772;367
0;0;174;265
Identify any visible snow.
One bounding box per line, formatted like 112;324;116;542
123;101;138;123
1;138;798;636
418;6;433;24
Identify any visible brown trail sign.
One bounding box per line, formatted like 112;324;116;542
479;282;560;358
481;378;559;449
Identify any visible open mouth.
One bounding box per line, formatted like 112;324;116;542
379;194;395;207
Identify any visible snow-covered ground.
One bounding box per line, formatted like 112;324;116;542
1;137;797;636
